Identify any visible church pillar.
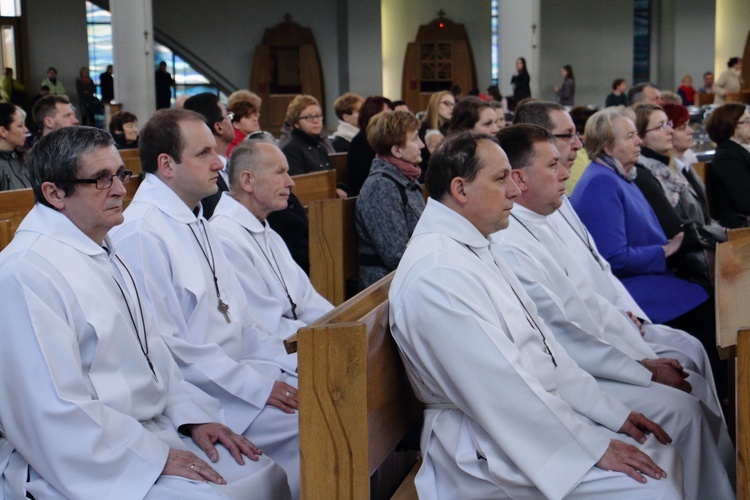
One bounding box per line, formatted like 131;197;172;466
110;0;155;123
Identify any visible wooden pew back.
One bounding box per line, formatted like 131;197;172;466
308;197;358;306
715;227;750;498
691;161;714;219
285;273;423;499
292;169;337;208
119;148;142;175
329;152;347;185
0;175;143;252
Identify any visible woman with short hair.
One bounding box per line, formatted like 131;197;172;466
449;96;500;136
109;111;139;149
346;95;394;195
707;102;750;227
281;95;331;176
355;110;426;289
226;91;262;156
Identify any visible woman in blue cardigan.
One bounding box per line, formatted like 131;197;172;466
570;107;710;325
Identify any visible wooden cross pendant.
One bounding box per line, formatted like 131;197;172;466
218;299;231;323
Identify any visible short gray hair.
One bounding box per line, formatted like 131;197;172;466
227;140;278;191
583;107;634;159
27;126;114;208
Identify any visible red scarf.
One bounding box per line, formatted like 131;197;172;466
377;154;422;183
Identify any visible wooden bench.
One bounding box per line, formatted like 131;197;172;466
308;197;358;306
292;169;337;209
284;272;423;499
695;92;715;106
0;175;143;251
329;152;347;185
119;148;142;176
715;227;750;499
691;161;714;219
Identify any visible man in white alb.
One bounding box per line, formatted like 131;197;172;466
210;139;332;341
0;126;290;499
513;100;716;378
389;132;683;499
111;109;301;498
493;123;734;499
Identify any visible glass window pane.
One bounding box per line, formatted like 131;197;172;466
0;0;20;17
1;25;15;74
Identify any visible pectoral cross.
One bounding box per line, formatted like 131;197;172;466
218;299;231;323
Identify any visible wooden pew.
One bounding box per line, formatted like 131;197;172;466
715;227;750;499
285;273;423;499
119;148;142;175
0;188;34;251
695;92;715;106
329;152;347;185
292;169;337;208
0;175;143;251
308;197;358;306
691;161;714;219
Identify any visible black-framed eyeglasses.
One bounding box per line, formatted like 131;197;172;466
553;132;581;143
70;169;132;190
299;114;324;122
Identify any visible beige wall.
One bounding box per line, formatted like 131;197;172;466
715;0;750;77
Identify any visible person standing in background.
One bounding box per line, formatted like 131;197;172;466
100;64;114;104
555;65;575;106
155;61;175;110
510;57;531;109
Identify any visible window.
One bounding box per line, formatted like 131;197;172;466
0;0;20;17
85;2;225;104
491;0;498;86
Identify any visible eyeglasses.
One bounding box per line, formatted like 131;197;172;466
299;114;324;122
70;169;132;190
440;101;455;107
645;120;673;133
737;120;750;126
553;132;581;143
223;112;234;121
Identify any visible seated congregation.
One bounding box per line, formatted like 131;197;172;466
0;64;747;498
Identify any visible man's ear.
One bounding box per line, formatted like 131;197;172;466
510;169;528;192
239;169;254;194
449;177;468;205
156;153;175;179
43;116;55;131
41;181;66;210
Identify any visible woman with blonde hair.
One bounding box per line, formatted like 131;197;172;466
281;94;331;176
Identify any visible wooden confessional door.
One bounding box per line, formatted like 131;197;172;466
401;12;477;113
250;16;325;136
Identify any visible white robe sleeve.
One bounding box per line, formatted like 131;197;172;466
497;242;654;386
0;262;168;500
391;261;627;499
114;225;276;432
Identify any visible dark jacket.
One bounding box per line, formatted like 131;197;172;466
711;140;750;228
346;130;375;196
282;128;332;176
0;150;31;191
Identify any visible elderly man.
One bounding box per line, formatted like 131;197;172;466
111;109;301;498
210;140;332;340
493;123;734;499
389;132;682;499
628;82;662;105
513;101;717;381
0;126;290;499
